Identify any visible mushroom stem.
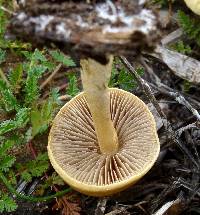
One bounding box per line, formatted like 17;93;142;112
80;56;118;155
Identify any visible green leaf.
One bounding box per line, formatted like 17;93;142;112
66;73;80;97
42;61;56;71
8;169;17;185
170;40;192;55
32;49;47;62
31;89;60;137
15;108;30;127
0;140;14;157
21;50;32;60
25;66;47;105
8;64;23;90
52;173;65;186
0;7;7;46
110;59;144;91
21;171;32;182
0;48;6;64
31;108;48;137
0;79;19;112
178;10;200;46
30;162;49;177
50;50;76;67
0;120;18;136
0;155;16;172
0;108;29;135
0;194;17;213
20;153;49;181
51;88;61;105
41;172;64;190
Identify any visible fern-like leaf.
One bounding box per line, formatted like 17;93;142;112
0;156;16;172
32;49;47;62
24;65;47;105
31;88;60;137
0;108;29;135
0;79;19;112
0;140;14;156
0;193;17;213
0;120;18;136
50;50;75;67
20;153;49;182
178;10;200;46
8;64;23;90
0;48;6;64
21;171;32;182
66;73;80;97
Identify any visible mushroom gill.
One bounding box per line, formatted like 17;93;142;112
48;88;159;196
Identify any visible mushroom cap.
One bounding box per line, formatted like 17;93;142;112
48;88;160;196
184;0;200;15
9;0;160;61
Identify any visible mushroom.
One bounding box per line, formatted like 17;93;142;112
9;0;160;196
184;0;200;15
48;57;160;196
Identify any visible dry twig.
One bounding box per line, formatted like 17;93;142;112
40;63;62;90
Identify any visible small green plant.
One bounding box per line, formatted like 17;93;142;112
0;2;7;47
50;50;76;67
183;80;192;93
66;73;80;97
178;10;200;46
37;172;65;195
0;191;17;213
0;47;75;213
170;40;192;55
0;140;17;212
0;2;76;212
17;153;49;182
110;58;144;91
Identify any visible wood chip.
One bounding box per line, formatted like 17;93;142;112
151;45;200;84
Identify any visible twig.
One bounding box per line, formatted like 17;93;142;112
27;141;37;159
148;81;200;120
176;122;200;137
120;56;199;170
169;92;200;121
40;63;62;90
120;56;167;121
161;28;183;46
148;82;200;111
175;178;200;197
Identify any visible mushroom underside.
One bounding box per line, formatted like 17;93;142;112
48;88;159;193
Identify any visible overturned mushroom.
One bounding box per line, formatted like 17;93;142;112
48;58;160;196
9;0;160;196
